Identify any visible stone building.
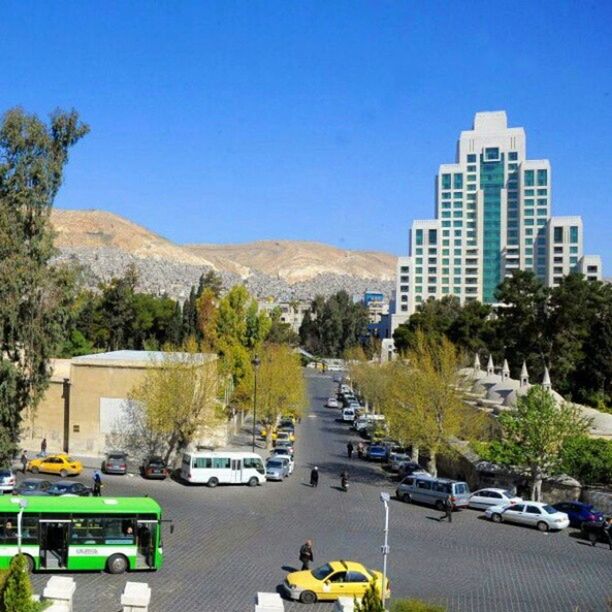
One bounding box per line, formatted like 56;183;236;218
21;350;222;456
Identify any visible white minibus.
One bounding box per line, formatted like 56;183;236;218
181;451;265;487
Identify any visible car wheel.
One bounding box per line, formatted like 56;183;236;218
300;590;317;604
248;477;259;487
435;500;445;511
588;532;598;544
60;470;68;478
31;467;39;474
402;493;412;503
491;513;502;523
537;521;549;532
207;477;219;488
106;554;129;574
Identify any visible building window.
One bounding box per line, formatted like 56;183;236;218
428;229;437;244
442;211;451;218
467;154;477;163
554;227;563;243
570;246;578;254
467;164;476;172
554;266;563;274
442;267;449;275
453;192;462;199
485;147;500;161
537;169;548;186
454;174;463;189
525;258;533;265
442;174;451;189
442;191;451;200
570;226;579;243
524;208;534;217
537;189;547;195
587;265;598;273
454;229;462;237
400;266;409;273
453;220;462;227
415;229;423;245
537;198;547;206
401;305;408;312
525;189;534;196
442;221;451;228
509;151;518;161
454;258;462;265
537;208;547;216
524;170;535;186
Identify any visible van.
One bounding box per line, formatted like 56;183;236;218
342;407;356;422
395;474;470;509
181;451;265;487
353;414;385;432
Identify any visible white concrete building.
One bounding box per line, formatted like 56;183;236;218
391;111;603;330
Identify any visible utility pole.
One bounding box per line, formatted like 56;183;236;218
251;355;261;452
379;491;390;609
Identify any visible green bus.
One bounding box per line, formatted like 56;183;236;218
0;496;166;574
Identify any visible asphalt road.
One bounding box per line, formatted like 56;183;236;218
20;371;612;611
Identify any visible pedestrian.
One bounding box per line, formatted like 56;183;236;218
93;471;102;497
310;466;319;488
40;438;47;456
20;450;28;474
357;441;364;459
347;441;354;459
440;493;453;523
597;517;612;551
299;540;314;570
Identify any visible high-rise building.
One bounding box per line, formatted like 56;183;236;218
391;111;603;332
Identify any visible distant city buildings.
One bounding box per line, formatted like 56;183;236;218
391;111;603;332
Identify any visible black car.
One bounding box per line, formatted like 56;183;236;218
397;461;429;480
13;478;52;496
47;480;92;496
141;456;168;480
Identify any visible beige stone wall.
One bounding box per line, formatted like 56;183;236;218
21;379;66;454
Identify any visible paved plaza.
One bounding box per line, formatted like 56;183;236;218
25;372;612;611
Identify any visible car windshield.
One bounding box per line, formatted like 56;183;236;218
64;457;75;463
454;483;469;495
21;481;40;490
0;470;11;477
267;461;282;468
311;564;333;581
503;490;515;497
148;459;164;467
273;450;288;456
543;505;557;514
108;454;125;460
53;484;70;491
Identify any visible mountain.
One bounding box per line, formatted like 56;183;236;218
50;209;397;300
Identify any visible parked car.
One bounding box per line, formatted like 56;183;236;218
396;475;470;509
141;456;169;480
13;478;51;496
270;447;294;469
274;440;294;456
27;454;83;477
397;462;429;480
365;443;387;462
326;398;339;409
275;430;295;444
101;452;128;475
265;457;290;481
0;469;16;494
485;502;570;532
279;419;296;432
342;408;356;422
468;488;522;510
580;517;612;544
47;480;92;496
283;560;390;604
389;451;412;472
552;501;604;528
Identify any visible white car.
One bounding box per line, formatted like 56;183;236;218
389;452;412;472
326;397;339;408
485;501;570;532
270;451;294;474
468;488;522;510
0;469;16;494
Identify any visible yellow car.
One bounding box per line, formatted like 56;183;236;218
276;430;295;444
283;560;390;604
27;454;83;477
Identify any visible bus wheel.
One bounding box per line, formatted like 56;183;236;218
248;477;258;487
106;554;129;574
207;477;219;488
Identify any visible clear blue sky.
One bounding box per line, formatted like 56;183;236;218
1;1;610;268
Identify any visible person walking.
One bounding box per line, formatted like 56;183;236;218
310;466;319;488
347;441;354;459
40;438;47;456
598;517;612;550
299;540;314;570
440;493;453;523
20;450;28;474
357;441;365;459
93;471;102;497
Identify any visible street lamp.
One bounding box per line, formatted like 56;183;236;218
251;355;261;453
379;492;390;609
17;498;28;554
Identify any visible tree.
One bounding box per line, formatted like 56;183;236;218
266;307;300;346
0;107;88;462
495;385;590;500
128;340;220;465
0;554;42;612
354;581;384;612
196;288;219;351
197;270;223;298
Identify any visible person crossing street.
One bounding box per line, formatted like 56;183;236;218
347;441;354;459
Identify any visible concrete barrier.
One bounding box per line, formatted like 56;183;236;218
334;597;358;611
255;591;284;611
121;581;152;612
42;576;76;612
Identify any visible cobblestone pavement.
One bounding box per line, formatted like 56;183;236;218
22;372;612;611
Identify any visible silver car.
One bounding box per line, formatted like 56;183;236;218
265;458;289;481
0;469;16;494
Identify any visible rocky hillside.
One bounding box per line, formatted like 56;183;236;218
50;209;396;301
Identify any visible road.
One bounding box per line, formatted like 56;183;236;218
25;371;611;611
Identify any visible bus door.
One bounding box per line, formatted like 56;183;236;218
230;458;242;483
135;520;157;569
39;520;71;570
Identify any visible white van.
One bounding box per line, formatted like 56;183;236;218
353;413;386;432
342;407;356;422
181;451;265;487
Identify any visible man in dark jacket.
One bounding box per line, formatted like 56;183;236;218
347;441;354;459
440;494;453;523
299;540;314;570
310;466;319;488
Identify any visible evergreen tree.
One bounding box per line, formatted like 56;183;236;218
197;270;223;298
354;581;384;612
1;554;41;612
0;107;88;462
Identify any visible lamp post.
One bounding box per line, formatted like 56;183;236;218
17;498;28;554
379;492;390;609
251;355;261;453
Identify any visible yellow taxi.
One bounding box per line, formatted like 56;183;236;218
283;560;390;604
27;454;83;477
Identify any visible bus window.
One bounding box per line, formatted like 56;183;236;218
194;457;212;468
22;516;39;544
0;517;17;542
212;457;230;469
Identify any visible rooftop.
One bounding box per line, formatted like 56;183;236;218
72;350;216;367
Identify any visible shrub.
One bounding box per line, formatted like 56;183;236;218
391;599;446;612
0;555;42;612
560;435;612;485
